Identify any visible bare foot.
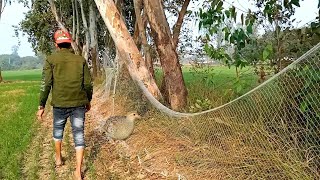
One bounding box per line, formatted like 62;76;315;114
74;171;82;180
55;157;64;167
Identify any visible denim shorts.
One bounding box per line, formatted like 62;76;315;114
53;106;86;149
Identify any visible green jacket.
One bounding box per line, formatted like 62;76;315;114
39;48;93;108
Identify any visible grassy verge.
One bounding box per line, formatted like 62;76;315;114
0;81;40;179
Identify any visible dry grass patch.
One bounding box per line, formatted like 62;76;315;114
82;87;315;179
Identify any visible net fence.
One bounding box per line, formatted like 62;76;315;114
98;43;320;179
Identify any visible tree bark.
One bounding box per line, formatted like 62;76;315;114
115;0;131;80
133;21;141;48
78;0;90;61
49;0;80;55
89;3;98;78
144;0;187;110
172;0;190;49
72;0;76;40
160;0;190;108
133;0;154;78
94;0;162;100
75;0;80;46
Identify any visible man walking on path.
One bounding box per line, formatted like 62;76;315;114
36;29;93;180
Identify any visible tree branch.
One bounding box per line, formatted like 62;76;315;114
0;0;2;20
172;0;190;49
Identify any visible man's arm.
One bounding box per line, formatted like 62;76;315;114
83;61;93;103
39;59;53;108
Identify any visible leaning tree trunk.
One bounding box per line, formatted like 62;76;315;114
144;0;188;110
94;0;162;100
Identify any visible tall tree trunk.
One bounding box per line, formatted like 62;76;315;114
78;0;90;61
72;0;76;40
160;0;190;107
144;0;187;110
94;0;162;100
115;0;131;81
89;3;98;78
133;0;154;78
49;0;80;55
75;0;80;47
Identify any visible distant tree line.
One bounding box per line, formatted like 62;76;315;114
0;45;44;71
0;54;43;70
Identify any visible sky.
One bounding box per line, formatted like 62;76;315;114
0;3;34;57
0;1;318;57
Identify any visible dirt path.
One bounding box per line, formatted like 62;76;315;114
22;108;79;180
21;96;149;180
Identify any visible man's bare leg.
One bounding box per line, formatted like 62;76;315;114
74;148;84;180
55;140;63;166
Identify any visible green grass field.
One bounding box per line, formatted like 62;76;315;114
2;69;42;81
0;70;41;179
182;66;258;93
156;65;259;111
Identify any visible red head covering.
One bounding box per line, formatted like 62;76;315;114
54;29;72;44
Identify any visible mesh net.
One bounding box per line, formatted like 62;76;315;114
99;43;320;179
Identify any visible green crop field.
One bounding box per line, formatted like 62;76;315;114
2;69;42;81
0;70;41;179
182;66;258;91
155;66;259;110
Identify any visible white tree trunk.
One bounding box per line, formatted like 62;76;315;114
78;0;90;61
75;0;80;46
72;0;76;40
49;0;80;54
89;3;99;78
94;0;162;100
